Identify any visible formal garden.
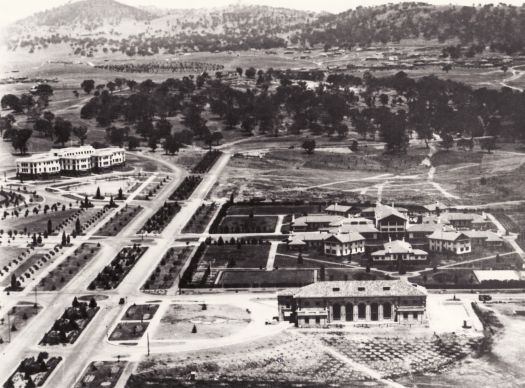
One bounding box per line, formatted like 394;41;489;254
109;322;149;341
3;353;62;388
139;202;181;234
88;245;147;290
180;240;272;288
182;203;217;233
142;246;193;290
122;303;160;321
37;243;102;291
135;175;171;201
97;205;143;236
168;176;202;201
191;150;223;174
41;297;99;346
73;361;126;388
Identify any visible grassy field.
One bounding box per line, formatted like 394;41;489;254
153;303;250;340
3;208;81;235
0;246;26;269
0;303;42;347
217;215;278;233
217;269;315;288
201;244;271;269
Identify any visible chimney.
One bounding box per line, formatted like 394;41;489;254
389;235;392;242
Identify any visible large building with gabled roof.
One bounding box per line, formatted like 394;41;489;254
278;279;427;327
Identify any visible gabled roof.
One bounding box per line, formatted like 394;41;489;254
407;223;443;233
325;232;365;244
327;224;379;234
464;230;502;242
375;204;407;221
325;204;352;213
383;239;413;253
283;280;427;298
428;230;470;242
293;214;344;226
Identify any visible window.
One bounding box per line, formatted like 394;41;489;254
403;313;408;319
358;303;366;319
304;317;310;324
315;317;320;324
413;312;418;319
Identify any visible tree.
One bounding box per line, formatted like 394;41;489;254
162;134;180;155
297;253;303;265
61;231;67;246
245;67;257;79
53;117;72;146
34;84;53;98
72;125;88;145
155;118;172;138
47;219;52;234
440;133;454;150
11;129;32;155
33;118;53;137
302;138;316;154
442;64;452;73
75;218;81;235
236;67;243;77
95;187;103;199
479;136;496;153
89;297;97;309
107;126;126;147
10;274;18;290
121;136;136;152
1;94;21;111
148;136;158;152
81;80;95;94
192;324;197;333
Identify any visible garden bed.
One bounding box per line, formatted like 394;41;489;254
4;353;62;388
182;203;218;233
142;247;193;290
169;176;202;201
88;245;148;290
191;150;223;174
37;243;102;291
41;297;99;345
97;205;143;236
109;322;149;341
73;361;126;388
122;304;159;321
139;202;181;234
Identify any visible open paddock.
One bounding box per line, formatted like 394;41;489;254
202;244;271;269
0;303;42;347
153;303;250;340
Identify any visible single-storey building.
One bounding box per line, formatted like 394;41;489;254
325;203;354;217
278;280;427;327
464;230;504;247
371;239;428;263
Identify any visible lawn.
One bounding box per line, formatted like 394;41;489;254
202;244;271;269
74;361;126;388
37;243;102;291
217;215;278;234
0;303;42;347
0;246;26;269
97;205;143;236
409;269;478;288
217;269;315;288
122;304;159;321
3;208;81;235
143;246;193;290
109;322;149;341
153;303;250;340
226;203;322;216
4;354;62;388
1;253;47;288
